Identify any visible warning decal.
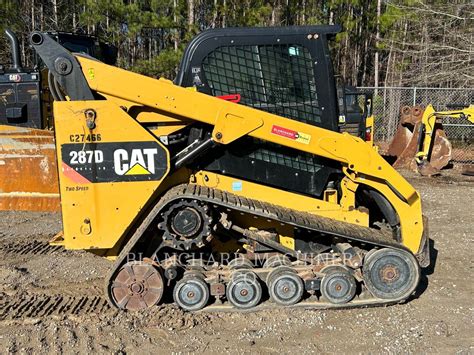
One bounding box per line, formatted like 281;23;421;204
271;125;311;145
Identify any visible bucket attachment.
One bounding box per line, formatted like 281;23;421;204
385;106;452;175
0;125;60;211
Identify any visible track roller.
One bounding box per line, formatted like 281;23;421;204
226;270;262;309
173;272;210;311
363;248;420;300
110;261;164;311
267;266;304;306
320;265;357;304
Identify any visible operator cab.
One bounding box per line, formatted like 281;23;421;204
175;26;349;198
176;25;340;132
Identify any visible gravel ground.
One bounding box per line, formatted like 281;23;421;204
0;171;472;354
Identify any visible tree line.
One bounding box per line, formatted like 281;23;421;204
1;0;472;87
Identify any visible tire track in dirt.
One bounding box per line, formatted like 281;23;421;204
0;239;68;256
0;294;111;321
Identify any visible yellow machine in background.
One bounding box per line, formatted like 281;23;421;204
31;26;429;313
337;86;376;147
415;104;473;175
385;104;473;176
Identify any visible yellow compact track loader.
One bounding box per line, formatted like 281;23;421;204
31;25;429;312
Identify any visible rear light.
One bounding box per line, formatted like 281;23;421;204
365;127;372;141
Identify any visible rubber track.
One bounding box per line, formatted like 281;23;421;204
0;294;110;320
181;184;398;247
105;184;409;309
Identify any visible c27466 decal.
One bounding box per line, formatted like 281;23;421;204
69;133;102;142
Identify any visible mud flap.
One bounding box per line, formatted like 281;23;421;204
415;216;430;268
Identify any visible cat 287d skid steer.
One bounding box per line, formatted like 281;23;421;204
30;25;429;312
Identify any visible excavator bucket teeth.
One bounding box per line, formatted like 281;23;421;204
0;125;60;211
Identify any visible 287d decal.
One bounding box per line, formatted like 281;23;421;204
61;141;167;183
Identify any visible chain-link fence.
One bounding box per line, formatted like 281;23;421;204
357;87;474;164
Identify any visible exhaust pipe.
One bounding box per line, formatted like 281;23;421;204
5;29;23;71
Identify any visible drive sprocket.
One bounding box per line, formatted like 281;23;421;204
158;200;213;250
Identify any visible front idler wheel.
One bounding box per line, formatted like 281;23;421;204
363;248;420;300
173;273;210;311
110;261;164;311
226;271;262;309
320;265;357;304
267;267;304;306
